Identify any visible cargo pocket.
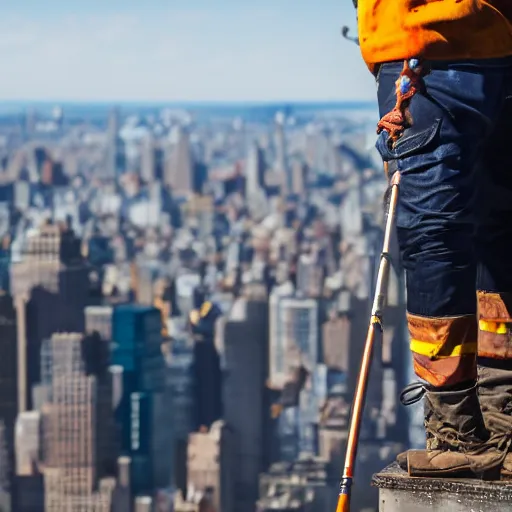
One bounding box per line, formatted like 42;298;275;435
375;117;442;168
375;115;442;233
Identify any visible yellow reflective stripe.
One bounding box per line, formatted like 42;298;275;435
479;320;510;334
410;339;477;359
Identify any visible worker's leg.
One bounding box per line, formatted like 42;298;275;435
475;89;512;470
376;58;508;477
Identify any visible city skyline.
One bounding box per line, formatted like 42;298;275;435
0;0;376;102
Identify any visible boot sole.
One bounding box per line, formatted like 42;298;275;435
406;450;502;481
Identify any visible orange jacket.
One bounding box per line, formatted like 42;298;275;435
358;1;512;70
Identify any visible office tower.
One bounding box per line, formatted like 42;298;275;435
290;159;308;196
245;143;265;198
268;292;319;389
274;112;289;187
189;302;222;430
187;421;235;512
105;107;125;178
165;126;194;196
111;305;169;494
111;305;164;395
40;332;115;511
222;298;268;512
11;224;89;402
141;133;156;183
10;223;89;411
141;134;165;184
166;344;195;494
0;295;17;508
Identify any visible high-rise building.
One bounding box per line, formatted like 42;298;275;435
105;107;125;178
187;421;235;512
111;305;170;494
141;133;164;184
245;143;266;198
0;294;17;508
189;302;223;430
40;332;115;511
166;344;195;494
222;298;268;512
268;292;319;390
10;224;89;412
165;126;194;196
274;112;289;187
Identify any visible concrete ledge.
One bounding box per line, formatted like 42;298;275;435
372;462;512;512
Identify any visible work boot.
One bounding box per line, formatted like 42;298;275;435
476;291;512;478
478;365;512;478
397;381;505;478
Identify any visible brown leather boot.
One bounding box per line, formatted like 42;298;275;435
476;291;512;478
478;365;512;478
397;381;505;478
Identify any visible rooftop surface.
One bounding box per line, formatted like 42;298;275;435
372;462;512;512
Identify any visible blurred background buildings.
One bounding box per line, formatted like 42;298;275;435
0;101;416;511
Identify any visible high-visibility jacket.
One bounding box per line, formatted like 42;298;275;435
358;1;512;71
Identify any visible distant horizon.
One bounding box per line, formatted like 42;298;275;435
0;2;373;102
0;99;377;107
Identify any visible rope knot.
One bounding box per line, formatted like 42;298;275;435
377;58;424;147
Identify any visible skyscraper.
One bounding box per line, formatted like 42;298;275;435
40;333;115;511
0;294;17;506
187;421;235;512
222;298;268;512
10;223;89;411
165;126;194;196
105;107;125;178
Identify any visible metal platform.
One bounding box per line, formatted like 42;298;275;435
372;462;512;512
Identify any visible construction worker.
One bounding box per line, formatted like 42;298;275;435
357;2;512;477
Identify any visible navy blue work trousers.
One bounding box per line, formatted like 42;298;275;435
375;58;512;317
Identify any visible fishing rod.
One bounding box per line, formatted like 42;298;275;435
335;171;401;512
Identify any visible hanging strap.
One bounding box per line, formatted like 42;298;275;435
399;381;427;406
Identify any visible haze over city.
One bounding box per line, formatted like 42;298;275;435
0;0;374;102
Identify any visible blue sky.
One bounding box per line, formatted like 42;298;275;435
0;0;376;102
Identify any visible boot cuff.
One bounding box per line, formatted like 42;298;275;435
477;291;512;359
407;313;477;387
478;291;512;322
